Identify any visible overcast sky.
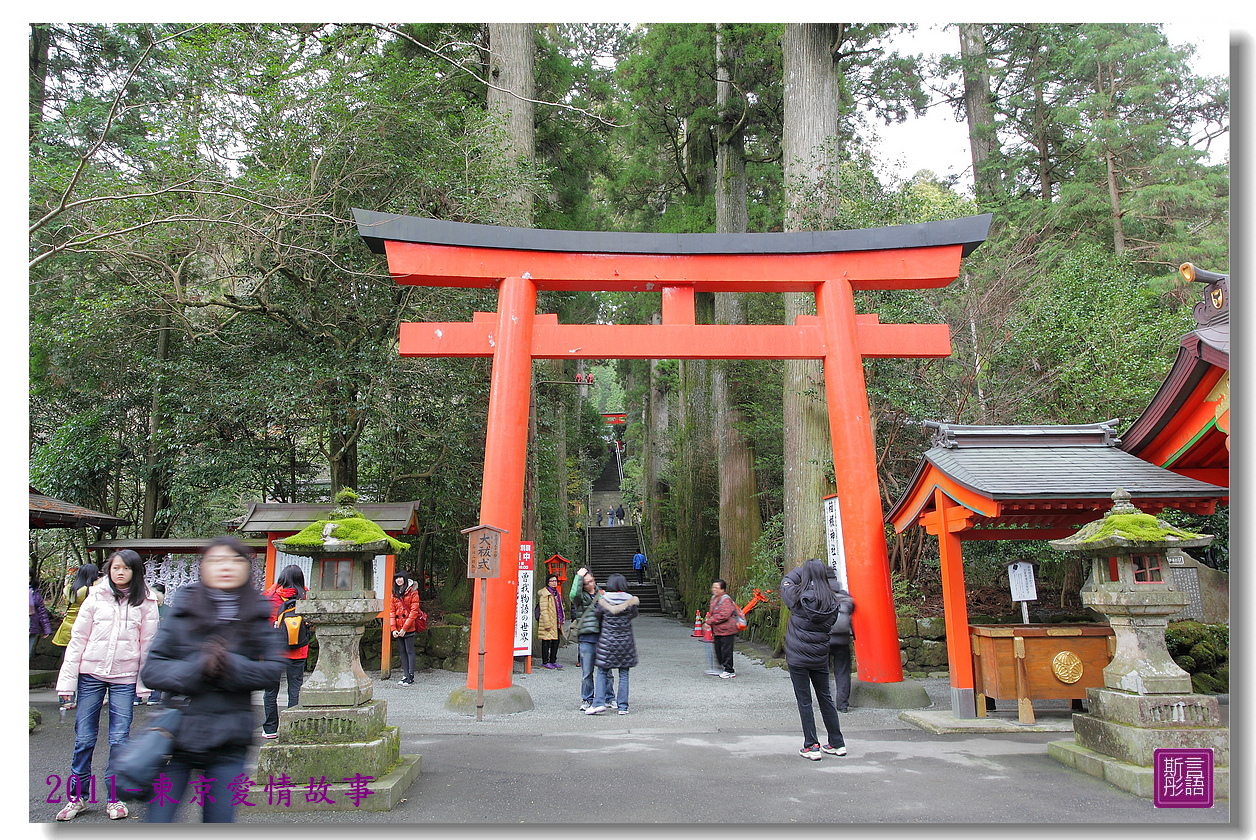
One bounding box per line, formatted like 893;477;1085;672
868;22;1231;195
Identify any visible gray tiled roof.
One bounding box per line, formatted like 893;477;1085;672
925;444;1228;500
237;502;420;534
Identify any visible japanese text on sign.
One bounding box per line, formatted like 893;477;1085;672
514;541;535;656
465;527;502;578
1008;562;1037;602
822;495;848;592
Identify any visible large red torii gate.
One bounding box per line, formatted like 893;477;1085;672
355;209;992;696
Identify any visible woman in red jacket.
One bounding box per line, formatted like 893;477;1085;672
261;564;308;739
390;570;423;685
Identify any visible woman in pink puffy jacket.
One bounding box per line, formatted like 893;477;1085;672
54;550;160;822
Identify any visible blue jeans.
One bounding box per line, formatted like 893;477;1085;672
789;665;844;749
596;666;630;710
145;747;247;823
69;674;136;800
578;636;598;704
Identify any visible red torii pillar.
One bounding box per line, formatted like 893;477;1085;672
355;209;991;696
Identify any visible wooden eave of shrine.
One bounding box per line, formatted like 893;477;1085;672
29;487;129;530
1119;335;1229;481
886;422;1229;541
86;537;270;555
235;501;421;536
1119;268;1229;485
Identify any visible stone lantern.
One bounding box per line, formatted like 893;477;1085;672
1046;489;1228;799
254;489;420;811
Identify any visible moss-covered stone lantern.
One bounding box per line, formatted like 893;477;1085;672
1046;489;1228;799
254;488;420;811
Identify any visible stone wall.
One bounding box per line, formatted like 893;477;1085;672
894;616;951;677
359;618;473;674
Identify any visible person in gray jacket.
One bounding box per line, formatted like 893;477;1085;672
569;568;605;711
781;558;845;760
586;574;639;716
825;568;856;712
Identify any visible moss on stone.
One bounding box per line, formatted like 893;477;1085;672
1079;513;1201;544
283;515;410;553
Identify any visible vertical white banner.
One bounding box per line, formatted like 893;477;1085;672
822;494;848;592
514;540;535;656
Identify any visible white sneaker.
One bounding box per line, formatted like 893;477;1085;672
106;801;129;820
585;705;607;715
56;798;87;821
617;708;629;715
719;671;736;679
579;701;591;711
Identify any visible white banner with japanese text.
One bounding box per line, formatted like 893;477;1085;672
822;494;848;592
513;540;535;656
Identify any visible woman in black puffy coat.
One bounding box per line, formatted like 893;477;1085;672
139;536;284;822
586;573;639;715
781;559;845;760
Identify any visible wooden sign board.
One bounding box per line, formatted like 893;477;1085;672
462;524;506;579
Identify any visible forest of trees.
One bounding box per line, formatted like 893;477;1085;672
29;23;1228;623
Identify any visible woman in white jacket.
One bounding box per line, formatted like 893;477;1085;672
54;550;160;822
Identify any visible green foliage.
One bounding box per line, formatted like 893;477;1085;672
891;571;925;618
1158;506;1228;570
737;513;786;604
1165;620;1228;693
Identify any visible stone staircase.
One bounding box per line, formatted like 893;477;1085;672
587;525;662;614
585;450;662;614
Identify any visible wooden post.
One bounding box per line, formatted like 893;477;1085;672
929;489;976;718
381;553;395;679
477;577;487;721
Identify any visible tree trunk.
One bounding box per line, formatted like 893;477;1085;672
712;23;761;592
550;359;568;547
487;23;536;225
328;385;362;495
29;24;50;141
959;23;1001;204
1096;60;1125;256
141;306;172;538
1030;29;1052;201
646;312;669;548
781;24;839;573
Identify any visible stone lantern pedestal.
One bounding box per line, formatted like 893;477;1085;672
253;498;419;811
1046;490;1228;800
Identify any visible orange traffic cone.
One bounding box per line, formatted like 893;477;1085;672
703;624;714;643
692;610;703;637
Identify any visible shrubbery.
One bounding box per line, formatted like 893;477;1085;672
1165;620;1228;694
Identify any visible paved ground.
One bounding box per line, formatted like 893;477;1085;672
28;614;1231;825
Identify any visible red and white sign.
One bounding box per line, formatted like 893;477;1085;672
513;540;535;656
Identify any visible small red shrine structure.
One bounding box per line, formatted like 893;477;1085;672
887;265;1231;718
1120;263;1229;486
355;208;993;695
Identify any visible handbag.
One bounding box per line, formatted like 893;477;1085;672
112;704;181;802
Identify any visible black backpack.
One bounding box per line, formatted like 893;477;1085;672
275;598;310;650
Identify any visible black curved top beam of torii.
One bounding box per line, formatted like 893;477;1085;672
354;208;992;258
